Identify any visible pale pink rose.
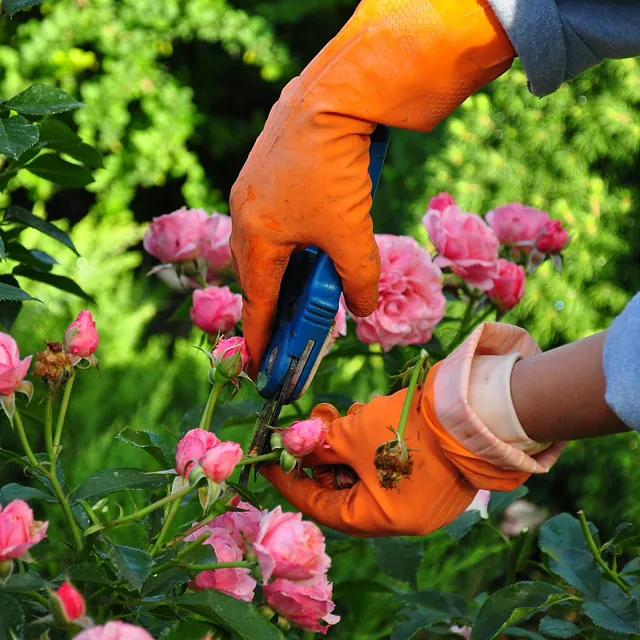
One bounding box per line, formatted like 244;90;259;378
0;500;48;561
211;336;250;379
485;203;550;247
423;205;499;290
465;490;491;519
263;576;340;635
0;333;32;397
200;213;233;282
500;500;548;537
331;297;348;341
427;192;456;213
535;220;568;254
352;234;445;351
253;506;330;584
202;499;265;553
450;625;472;639
175;428;221;478
143;207;209;264
64;310;99;358
53;581;86;622
192;528;256;602
200;442;243;483
190;286;242;335
487;259;526;311
282;418;327;457
75;621;154;640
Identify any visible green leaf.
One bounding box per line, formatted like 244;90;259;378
0;115;39;160
5;242;57;271
0;276;25;330
391;605;450;640
3;571;46;592
1;0;43;16
488;487;529;516
142;566;191;597
539;514;599;556
37;119;103;169
0;593;24;640
0;233;4;258
25;154;94;187
4;84;83;116
109;544;153;591
71;467;171;503
582;582;640;635
13;264;94;302
504;630;548;640
0;279;40;302
471;582;573;640
538;616;581;639
63;564;112;585
400;589;468;618
174;590;285;640
115;427;175;467
546;548;602;599
0;483;57;506
444;509;483;541
622;558;640;577
369;537;422;587
3;205;78;254
160;619;215;640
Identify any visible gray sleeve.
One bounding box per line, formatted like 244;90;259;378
487;0;640;97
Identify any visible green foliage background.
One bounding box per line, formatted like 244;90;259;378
1;1;639;637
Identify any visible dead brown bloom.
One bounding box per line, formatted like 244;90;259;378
33;342;74;389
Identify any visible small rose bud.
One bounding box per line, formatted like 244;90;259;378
0;559;13;585
270;432;283;451
200;442;243;483
51;580;86;623
64;311;99;360
210;337;250;382
282;418;327;457
279;451;297;474
535;220;568;254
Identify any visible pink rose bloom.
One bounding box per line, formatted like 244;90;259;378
175;428;221;478
264;576;340;635
64;310;99;358
500;500;548;537
201;499;265;553
485;203;550;247
211;336;250;379
487;259;526;311
0;333;32;397
536;220;568;254
253;506;330;584
75;621;154;640
200;213;233;281
427;192;456;213
282;418;327;457
200;441;243;483
465;489;491;520
353;235;445;351
193;528;256;602
143;207;209;264
53;581;86;622
450;625;472;639
0;500;48;561
190;286;242;335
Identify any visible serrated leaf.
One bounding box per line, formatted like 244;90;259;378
4;84;83;115
488;487;529;516
1;0;43;16
0;280;40;303
25;154;94;187
0;115;39;160
70;467;171;503
0;593;24;640
444;509;483;541
369;537;422;588
3;205;78;254
3;571;46;592
391;605;449;640
539;514;599;556
109;544;153;591
538;616;580;638
62;564;112;585
400;589;469;618
142;566;190;597
160;619;214;640
471;582;573;640
115;427;175;467
0;483;56;506
174;590;285;640
582;581;640;635
37;119;102;168
547;548;602;599
13;265;94;302
5;242;57;271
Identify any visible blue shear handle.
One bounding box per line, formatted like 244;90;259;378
256;125;391;401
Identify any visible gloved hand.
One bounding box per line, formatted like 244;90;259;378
230;0;515;375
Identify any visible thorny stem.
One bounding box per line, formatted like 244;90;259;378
198;384;222;432
235;451;281;468
149;499;181;557
578;510;631;594
53;371;75;455
13;410;40;470
397;350;429;442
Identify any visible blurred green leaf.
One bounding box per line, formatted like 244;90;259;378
3;205;78;254
63;564;112;585
0;483;56;506
0;279;40;302
38;119;103;169
5;242;57;271
109;544;153;591
71;468;171;503
582;582;640;635
3;572;46;592
444;510;483;541
4;84;83;115
0;276;26;329
0;115;39;160
25;154;94;187
13;264;94;302
391;605;450;640
400;589;469;618
488;487;529;516
160;619;214;640
1;0;43;16
143;566;191;597
369;537;422;588
0;592;24;640
115;427;176;467
538;616;581;638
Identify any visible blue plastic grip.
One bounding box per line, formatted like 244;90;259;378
256;125;390;401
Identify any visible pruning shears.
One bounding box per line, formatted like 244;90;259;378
239;125;390;485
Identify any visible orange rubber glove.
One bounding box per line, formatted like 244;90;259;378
230;0;515;375
263;363;530;538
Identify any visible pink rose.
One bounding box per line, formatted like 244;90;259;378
352;235;446;351
465;490;491;520
0;333;32;397
0;500;48;561
536;220;568;254
75;621;154;640
201;499;265;552
193;528;256;602
200;442;243;483
282;418;327;457
264;576;340;635
253;506;330;584
485;204;550;247
500;500;548;537
190;286;242;335
64;310;99;358
487;259;526;311
200;213;233;282
143;207;209;264
53;580;86;622
450;626;472;639
427;192;456;212
175;428;221;478
211;336;250;379
423;204;499;290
